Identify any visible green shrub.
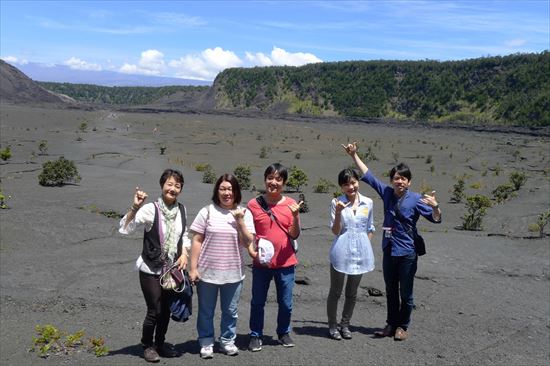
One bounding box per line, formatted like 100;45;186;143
450;176;466;203
202;166;216;184
0;189;9;209
509;171;527;190
492;183;515;203
38;157;81;186
313;178;335;193
233;165;251;190
31;324;108;358
0;146;11;161
358;146;378;162
461;194;492;231
38;140;48;155
286;166;308;192
195;163;212;172
529;210;550;238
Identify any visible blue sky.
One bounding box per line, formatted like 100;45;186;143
1;0;548;81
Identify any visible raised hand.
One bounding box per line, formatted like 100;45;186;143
288;201;303;217
334;199;351;214
230;207;246;220
420;191;439;208
341;142;358;156
133;186;148;208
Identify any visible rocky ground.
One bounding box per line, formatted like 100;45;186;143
0;104;548;365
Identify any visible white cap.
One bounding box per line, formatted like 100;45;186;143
257;238;274;265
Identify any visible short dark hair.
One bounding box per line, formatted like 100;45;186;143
389;163;412;181
212;173;242;206
338;168;360;186
264;163;288;183
159;169;184;187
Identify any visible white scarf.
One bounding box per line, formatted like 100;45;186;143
158;197;179;262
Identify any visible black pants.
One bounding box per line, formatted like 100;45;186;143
139;271;171;348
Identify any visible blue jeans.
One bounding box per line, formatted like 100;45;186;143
382;247;417;330
196;280;243;347
249;266;295;337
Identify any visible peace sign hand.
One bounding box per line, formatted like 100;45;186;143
334;199;351;214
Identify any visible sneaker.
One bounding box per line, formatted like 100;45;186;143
394;327;409;341
340;326;352;340
278;333;295;347
328;327;342;340
220;343;239;356
200;345;214;359
143;346;160;363
248;336;262;352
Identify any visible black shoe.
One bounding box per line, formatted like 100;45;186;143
156;344;179;358
278;333;295;347
248;336;262;352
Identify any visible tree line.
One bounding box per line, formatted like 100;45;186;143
39;52;549;126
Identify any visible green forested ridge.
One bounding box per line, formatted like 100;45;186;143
38;52;549;126
37;82;209;106
214;52;549;126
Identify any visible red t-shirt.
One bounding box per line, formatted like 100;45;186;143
247;196;299;269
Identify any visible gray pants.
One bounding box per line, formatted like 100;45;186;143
326;265;363;328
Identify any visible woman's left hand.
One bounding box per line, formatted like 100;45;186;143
230;207;246;220
288;201;303;217
176;254;188;270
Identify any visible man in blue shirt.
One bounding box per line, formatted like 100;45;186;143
343;142;441;341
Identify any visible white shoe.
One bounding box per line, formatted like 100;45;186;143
200;345;214;359
220;342;239;356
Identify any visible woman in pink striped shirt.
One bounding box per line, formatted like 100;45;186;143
189;173;257;359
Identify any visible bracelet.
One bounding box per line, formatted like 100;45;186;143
434;204;439;209
130;204;140;212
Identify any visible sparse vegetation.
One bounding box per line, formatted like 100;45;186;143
528;210;550;238
450;175;466;203
0;146;11;161
0;188;10;209
461;194;492;231
313;178;336;193
38;140;48;155
195;163;212;172
509;171;527;190
286;166;308;192
38;157;81;186
492;183;515;203
233;165;251;190
30;324;108;358
202;166;216;184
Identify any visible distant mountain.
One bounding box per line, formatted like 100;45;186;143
12;62;211;87
0;59;70;105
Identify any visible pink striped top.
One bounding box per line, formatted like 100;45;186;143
190;204;255;284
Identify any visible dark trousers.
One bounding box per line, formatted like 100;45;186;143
382;247;417;330
139;271;171;348
326;265;363;328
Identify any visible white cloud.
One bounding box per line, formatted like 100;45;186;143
504;39;528;47
169;47;242;80
270;47;322;66
245;51;273;66
246;47;322;67
119;49;166;76
64;57;102;71
1;56;28;65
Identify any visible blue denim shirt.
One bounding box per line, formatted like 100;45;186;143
361;171;441;256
